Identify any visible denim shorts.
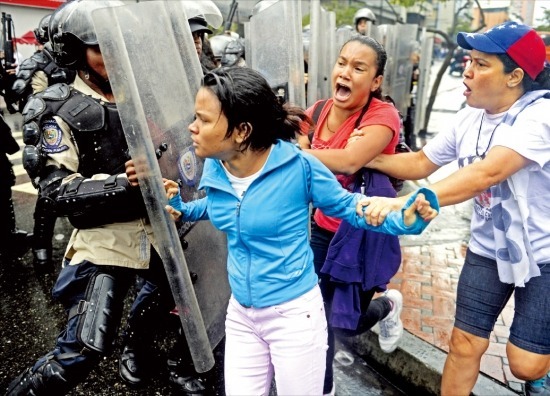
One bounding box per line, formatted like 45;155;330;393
455;249;550;354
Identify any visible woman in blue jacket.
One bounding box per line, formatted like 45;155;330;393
134;66;438;395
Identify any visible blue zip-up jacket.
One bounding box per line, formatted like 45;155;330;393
170;140;437;308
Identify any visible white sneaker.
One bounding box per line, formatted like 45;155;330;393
378;289;403;353
334;350;354;366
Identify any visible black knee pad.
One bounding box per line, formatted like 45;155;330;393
70;272;125;354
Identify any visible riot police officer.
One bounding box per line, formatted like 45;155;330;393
188;15;216;73
12;11;76;109
12;9;76;269
6;1;175;394
353;7;376;36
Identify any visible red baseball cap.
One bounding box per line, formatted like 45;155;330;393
457;21;545;80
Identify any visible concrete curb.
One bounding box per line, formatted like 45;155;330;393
340;328;520;395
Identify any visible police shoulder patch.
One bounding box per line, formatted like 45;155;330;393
41;118;69;154
178;146;198;187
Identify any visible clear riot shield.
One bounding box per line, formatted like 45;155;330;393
335;25;354;53
247;0;305;108
179;1;224;25
320;10;336;99
378;23;418;116
92;1;228;373
369;24;383;43
307;1;336;106
414;28;434;135
306;0;321;107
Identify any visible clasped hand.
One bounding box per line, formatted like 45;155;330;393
163;179;182;221
356;193;438;227
125;159;182;221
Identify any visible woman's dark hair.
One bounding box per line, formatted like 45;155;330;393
497;53;550;91
341;35;387;100
201;67;312;152
200;37;218;72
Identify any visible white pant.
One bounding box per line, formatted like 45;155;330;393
224;285;328;396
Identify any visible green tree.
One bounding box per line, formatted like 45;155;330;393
308;1;362;27
535;7;550;31
390;0;433;7
418;0;485;134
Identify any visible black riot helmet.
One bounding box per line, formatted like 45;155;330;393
189;15;213;36
49;0;123;69
33;14;51;45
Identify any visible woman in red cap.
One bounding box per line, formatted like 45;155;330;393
360;21;550;395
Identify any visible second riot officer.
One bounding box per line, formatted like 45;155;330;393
12;8;76;269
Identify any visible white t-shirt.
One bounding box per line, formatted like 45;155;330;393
223;166;262;199
423;98;550;263
220;146;273;199
492;98;550;264
424;106;504;259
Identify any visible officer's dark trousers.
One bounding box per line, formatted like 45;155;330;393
30;249;173;391
124;253;196;375
32;197;57;254
124;258;176;347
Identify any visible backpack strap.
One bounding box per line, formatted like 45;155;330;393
308;99;329;143
353;95;373;129
309;96;373;144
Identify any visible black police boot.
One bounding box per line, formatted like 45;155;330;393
118;311;157;387
6;359;71;396
167;358;207;395
33;246;52;268
12;229;31;257
119;277;171;387
0;229;30;261
119;344;147;386
1;192;30;259
32;203;56;268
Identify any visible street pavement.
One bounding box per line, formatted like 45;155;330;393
0;60;523;395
